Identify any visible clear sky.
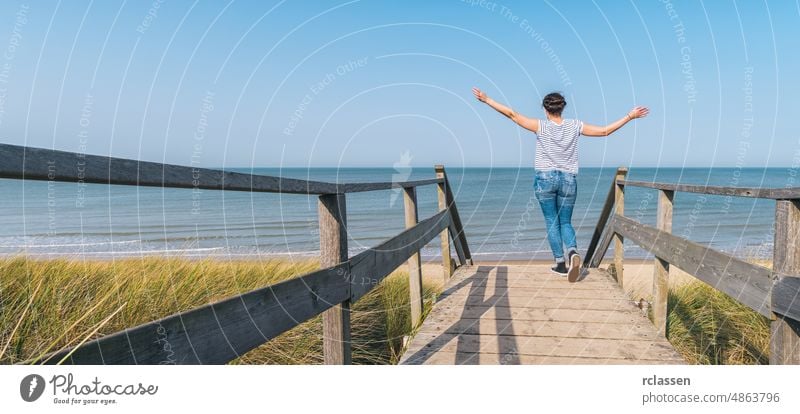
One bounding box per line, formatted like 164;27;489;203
0;0;797;169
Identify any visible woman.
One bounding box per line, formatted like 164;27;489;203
472;88;648;282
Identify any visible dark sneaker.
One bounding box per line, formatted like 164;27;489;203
567;251;581;282
550;261;568;276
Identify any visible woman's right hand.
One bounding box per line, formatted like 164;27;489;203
472;87;488;103
628;106;649;119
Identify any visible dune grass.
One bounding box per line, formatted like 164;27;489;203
664;281;770;364
0;257;439;365
2;256;775;365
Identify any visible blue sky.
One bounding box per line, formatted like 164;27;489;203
0;0;797;168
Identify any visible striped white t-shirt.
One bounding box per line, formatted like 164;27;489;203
535;118;583;174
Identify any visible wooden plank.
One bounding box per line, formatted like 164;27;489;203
440;277;617;291
402;332;682;361
436;168;453;281
619;179;800;200
447;264;615;276
433;298;640;312
40;264;350;364
318;194;351;365
349;210;449;301
613;214;773;317
441;281;618;292
449;266;615;276
613;168;627;286
438;287;630;300
436;165;472;265
440;281;627;298
402;351;682;365
584;167;625;267
771;199;800;364
433;295;637;312
448;268;615;279
415;318;661;341
403;187;424;328
428;305;648;324
340;178;442;193
653;189;674;337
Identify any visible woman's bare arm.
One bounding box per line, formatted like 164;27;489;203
472;87;539;133
581;106;649;137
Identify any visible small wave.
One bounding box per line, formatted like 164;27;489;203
12;247;228;256
0;239;142;248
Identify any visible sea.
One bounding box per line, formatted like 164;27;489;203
0;167;792;261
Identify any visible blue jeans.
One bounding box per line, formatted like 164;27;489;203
534;170;578;261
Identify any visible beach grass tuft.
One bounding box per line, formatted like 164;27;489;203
0;257;438;365
664;281;770;365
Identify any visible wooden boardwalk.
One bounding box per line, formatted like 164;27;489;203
400;264;684;365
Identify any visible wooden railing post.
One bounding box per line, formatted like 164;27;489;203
770;199;800;364
613;167;628;287
435;165;472;265
653;189;674;337
435;165;454;281
585;167;626;267
318;193;351;365
403;186;424;328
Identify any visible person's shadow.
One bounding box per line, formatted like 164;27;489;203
404;265;521;365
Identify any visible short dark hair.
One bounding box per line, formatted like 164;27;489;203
542;92;566;116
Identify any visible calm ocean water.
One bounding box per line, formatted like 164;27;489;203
0;167;791;261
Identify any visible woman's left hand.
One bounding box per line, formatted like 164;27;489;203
472;87;488;103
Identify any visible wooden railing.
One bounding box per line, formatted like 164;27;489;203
0;143;472;364
586;167;800;364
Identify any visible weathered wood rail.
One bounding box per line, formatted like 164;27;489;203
585;167;800;364
0;143;471;364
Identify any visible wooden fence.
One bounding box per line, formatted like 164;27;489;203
0;143;472;364
585;167;800;364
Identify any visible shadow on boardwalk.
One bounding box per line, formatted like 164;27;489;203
405;266;521;364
